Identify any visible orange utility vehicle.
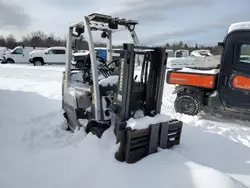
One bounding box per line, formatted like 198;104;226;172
166;22;250;116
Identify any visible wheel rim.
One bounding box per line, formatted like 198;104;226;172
180;98;195;114
35;61;42;66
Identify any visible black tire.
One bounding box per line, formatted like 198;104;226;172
62;112;71;131
64;123;71;131
34;59;44;66
88;126;103;138
174;93;201;116
7;59;14;64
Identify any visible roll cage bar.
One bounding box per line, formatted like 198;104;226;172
65;13;140;121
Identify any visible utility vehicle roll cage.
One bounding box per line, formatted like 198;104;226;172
65;13;140;121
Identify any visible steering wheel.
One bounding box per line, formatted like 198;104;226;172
107;59;119;72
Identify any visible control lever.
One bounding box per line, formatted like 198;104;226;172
134;75;138;80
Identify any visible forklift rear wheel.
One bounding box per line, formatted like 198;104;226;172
89;126;103;138
174;93;200;116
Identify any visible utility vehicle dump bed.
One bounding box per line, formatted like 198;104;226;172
166;68;219;89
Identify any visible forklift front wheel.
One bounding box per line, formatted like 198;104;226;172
174;93;200;116
88;126;104;138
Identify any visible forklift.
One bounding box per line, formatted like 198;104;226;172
166;21;250;117
62;13;183;163
62;13;140;132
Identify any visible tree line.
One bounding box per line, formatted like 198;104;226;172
0;31;66;49
0;30;222;55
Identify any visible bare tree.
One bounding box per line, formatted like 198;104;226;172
178;41;183;49
6;34;17;49
0;30;224;55
0;36;6;46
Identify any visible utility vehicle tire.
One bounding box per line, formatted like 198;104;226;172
34;60;43;66
174;93;201;116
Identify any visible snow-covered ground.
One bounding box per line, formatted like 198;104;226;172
0;64;250;188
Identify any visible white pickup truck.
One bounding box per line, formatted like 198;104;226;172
2;46;47;64
29;46;66;66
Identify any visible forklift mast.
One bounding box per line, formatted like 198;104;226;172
114;43;168;134
63;13;184;163
112;44;183;163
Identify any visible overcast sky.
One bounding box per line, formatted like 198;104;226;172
0;0;249;46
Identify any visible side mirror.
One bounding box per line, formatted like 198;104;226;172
45;51;48;54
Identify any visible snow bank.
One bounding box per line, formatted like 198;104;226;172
167;55;220;69
127;114;171;130
78;119;89;128
0;63;65;72
0;128;247;188
177;67;220;74
71;70;84;81
1;65;250;188
99;75;119;86
194;55;221;68
228;21;250;33
70;71;89;88
167;57;196;68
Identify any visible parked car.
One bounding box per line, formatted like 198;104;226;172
2;46;47;64
71;51;90;68
174;49;189;58
0;47;9;63
29;46;66;66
